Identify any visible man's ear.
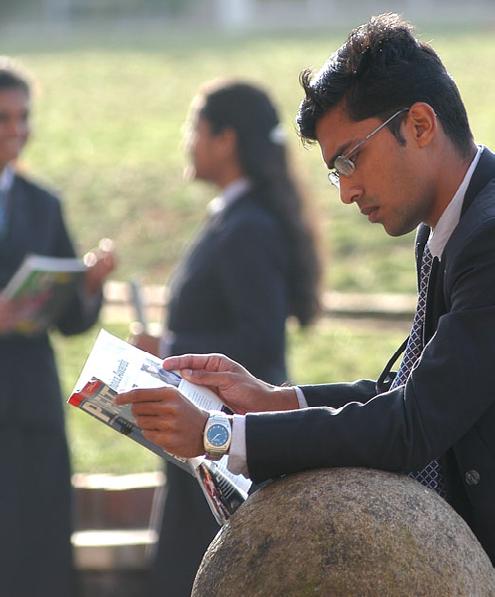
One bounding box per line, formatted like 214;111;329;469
406;102;437;148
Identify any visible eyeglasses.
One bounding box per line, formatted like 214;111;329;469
327;108;409;188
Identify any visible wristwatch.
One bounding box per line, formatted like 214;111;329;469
203;411;232;460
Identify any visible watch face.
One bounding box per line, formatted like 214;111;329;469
206;423;229;447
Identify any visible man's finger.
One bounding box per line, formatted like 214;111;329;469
179;368;236;389
132;402;178;417
115;387;177;405
162;353;236;373
134;414;172;432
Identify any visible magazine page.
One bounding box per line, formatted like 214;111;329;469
1;253;85;335
69;329;251;524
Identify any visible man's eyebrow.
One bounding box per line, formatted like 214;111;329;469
326;140;356;168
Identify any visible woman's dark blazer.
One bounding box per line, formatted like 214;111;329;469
150;189;292;597
165;189;290;383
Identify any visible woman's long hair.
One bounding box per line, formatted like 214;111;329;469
197;80;321;326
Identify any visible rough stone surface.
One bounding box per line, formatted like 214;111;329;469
192;468;495;597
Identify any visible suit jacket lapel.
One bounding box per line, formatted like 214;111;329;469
377;148;495;388
423;147;495;342
461;147;495;216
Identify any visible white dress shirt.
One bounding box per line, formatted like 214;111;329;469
207;177;251;216
228;145;483;478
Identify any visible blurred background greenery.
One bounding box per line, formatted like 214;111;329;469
2;12;495;474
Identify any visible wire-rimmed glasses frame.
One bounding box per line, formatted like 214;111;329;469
327;108;410;188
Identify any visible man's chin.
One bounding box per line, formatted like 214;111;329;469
382;220;418;237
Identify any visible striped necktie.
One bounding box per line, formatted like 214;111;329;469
390;244;448;498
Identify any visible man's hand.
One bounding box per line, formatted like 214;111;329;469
115;386;208;459
162;353;299;415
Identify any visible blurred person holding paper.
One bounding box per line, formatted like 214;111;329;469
130;79;321;597
0;58;115;597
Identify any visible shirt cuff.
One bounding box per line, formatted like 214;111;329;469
227;414;249;477
227;387;307;477
294;386;308;408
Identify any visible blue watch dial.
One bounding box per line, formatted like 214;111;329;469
206;423;229;447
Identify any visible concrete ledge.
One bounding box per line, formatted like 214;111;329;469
73;528;156;570
72;472;163;576
101;280;417;324
72;471;164;530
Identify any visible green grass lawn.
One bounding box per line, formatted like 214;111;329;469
5;23;495;474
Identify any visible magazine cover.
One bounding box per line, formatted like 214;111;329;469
68;329;251;525
1;254;85;335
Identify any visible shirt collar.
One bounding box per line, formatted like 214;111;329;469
428;145;483;258
207;178;251;215
0;166;14;194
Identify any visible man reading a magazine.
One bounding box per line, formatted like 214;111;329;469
117;14;495;565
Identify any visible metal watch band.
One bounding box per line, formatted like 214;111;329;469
203;411;232;460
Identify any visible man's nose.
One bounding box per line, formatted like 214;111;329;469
339;178;363;205
6;118;26;136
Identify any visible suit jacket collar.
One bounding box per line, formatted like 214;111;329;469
423;147;495;341
461;146;495;216
416;146;495;262
377;147;495;392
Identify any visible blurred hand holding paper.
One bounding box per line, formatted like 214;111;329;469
0;254;85;335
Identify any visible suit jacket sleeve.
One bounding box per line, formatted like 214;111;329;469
49;196;102;335
246;212;495;485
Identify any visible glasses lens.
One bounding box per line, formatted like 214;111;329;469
335;155;355;177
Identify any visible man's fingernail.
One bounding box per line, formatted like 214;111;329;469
181;369;193;377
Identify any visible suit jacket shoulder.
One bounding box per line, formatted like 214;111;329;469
12;171;62;207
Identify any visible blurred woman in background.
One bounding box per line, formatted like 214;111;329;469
133;79;321;597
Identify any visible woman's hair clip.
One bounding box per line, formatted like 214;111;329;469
269;123;286;145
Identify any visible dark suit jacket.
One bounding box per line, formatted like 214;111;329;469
0;172;101;596
245;149;495;565
0;172;101;426
165;189;290;384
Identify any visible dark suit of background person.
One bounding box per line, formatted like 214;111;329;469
131;81;321;597
0;172;100;597
246;147;495;565
0;60;115;597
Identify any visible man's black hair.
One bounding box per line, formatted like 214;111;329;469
297;13;473;156
0;58;31;96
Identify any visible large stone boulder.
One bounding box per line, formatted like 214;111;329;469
192;468;495;596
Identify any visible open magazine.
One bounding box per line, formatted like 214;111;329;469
1;254;85;335
68;329;251;525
